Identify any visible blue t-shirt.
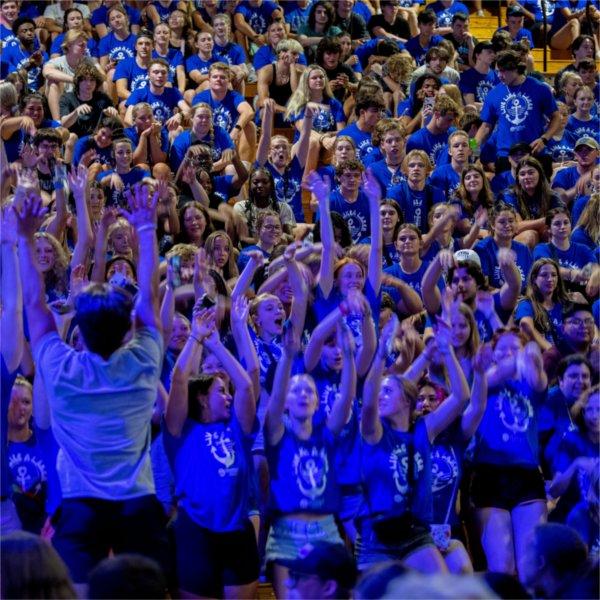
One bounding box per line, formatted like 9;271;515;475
405;34;445;65
51;33;97;57
383;260;441;302
185;53;219;77
361;418;432;523
501;189;563;220
521;0;555;23
474;237;533;293
2;44;47;91
329;189;372;243
97;167;151;207
480;76;558;157
533;241;595;271
388;182;445;233
550;0;586;37
514;298;564;345
570;226;595;252
546;135;575;165
234;0;280;34
253;44;307;71
289;98;345;136
473;379;545;467
286;3;312;32
405;126;453;167
551;165;580;192
168;127;234;172
124;125;169;155
191;89;245;132
264;157;304;222
152;48;183;85
369;160;406;195
97;31;137;61
459;68;500;104
491;169;515;195
564;115;600;146
125;86;183;124
498;25;535;48
0;23;18;48
266;422;341;515
213;41;247;66
337;122;375;163
72;135;113;167
7;426;61;533
113;57;149;92
428;0;470;27
91;4;141;28
429;163;461;197
163;416;254;531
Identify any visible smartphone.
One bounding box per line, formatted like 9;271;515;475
169;255;182;288
423;97;435;110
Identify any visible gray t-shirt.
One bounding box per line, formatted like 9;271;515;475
34;327;163;500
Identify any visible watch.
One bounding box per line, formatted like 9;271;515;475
234;124;242;131
541;136;549;145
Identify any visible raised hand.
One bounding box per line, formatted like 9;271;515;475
475;290;496;319
192;305;217;342
67;163;89;199
69;263;90;299
337;320;355;356
0;202;17;246
231;294;250;328
437;249;456;270
282;319;300;358
474;206;488;229
362;168;382;203
121;184;158;230
441;286;461;322
220;148;235;164
13;191;47;239
497;247;517;268
246;250;265;268
302;170;330;202
20;144;38;169
472;343;493;373
378;312;399;358
434;317;453;354
304;102;318;120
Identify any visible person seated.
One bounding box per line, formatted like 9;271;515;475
152;22;186;94
233;0;284;56
124;58;190;130
184;30;220;104
367;0;411;43
124;102;169;167
297;1;343;59
404;10;445;66
211;13;248;92
60;61;117;139
332;0;368;43
427;0;470;33
3;17;47;92
145;0;180;27
253;19;308;73
113;30;154;104
548;0;600;51
443;12;476;72
410;46;460;87
497;5;535;48
50;7;97;59
91;1;141;39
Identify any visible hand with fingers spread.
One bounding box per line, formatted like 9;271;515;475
441;287;461;322
13;191;47;239
121;184;158;231
378;313;399;359
192;305;217;343
337;320;356;356
472;343;493;373
434;317;453;354
230;294;250;329
302;170;330;203
20;144;38;169
282;320;301;358
437;249;456;270
69;263;90;299
475;290;496;319
67;164;89;200
497;247;516;268
362;168;382;204
474;206;488;229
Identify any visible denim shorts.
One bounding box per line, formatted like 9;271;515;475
355;515;435;571
265;515;343;563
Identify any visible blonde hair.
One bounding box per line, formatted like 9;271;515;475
402;149;432;174
204;231;239;280
440;83;464;107
574;191;600;244
61;29;89;52
166;243;198;263
34;232;70;297
285;65;334;121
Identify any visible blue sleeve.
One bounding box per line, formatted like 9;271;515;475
90;7;104;26
97;35;110;57
231;44;246;65
331;99;346;124
231;90;245;109
50;35;62;55
185;55;201;73
124;87;142;107
532;243;552;261
480;91;497;126
168;134;189;172
540;80;558;118
253;47;272;71
551;168;572;190
113;59;128;81
72;136;88;166
127;6;141;25
514;299;534;322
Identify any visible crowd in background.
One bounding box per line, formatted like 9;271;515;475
0;0;599;598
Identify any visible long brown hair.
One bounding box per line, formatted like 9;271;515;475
513;157;554;220
454;164;494;216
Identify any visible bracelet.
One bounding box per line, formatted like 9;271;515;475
189;334;203;345
136;223;157;233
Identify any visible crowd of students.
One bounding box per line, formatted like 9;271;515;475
1;0;599;598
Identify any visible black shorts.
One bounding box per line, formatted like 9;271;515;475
53;495;169;584
173;509;260;597
470;464;546;511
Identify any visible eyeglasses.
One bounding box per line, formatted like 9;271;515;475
262;223;282;231
566;318;595;327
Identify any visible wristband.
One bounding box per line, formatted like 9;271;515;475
136;223;157;233
234;124;242;131
189;334;203;345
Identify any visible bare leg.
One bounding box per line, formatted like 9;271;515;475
403;545;448;574
224;581;258;599
239;121;257;163
512;500;547;583
549;20;580;50
444;539;474;574
272;563;289;600
46;80;64;121
476;507;516;575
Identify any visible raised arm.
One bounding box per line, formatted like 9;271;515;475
68;164;93;270
121;185;160;330
90;208;117;283
304;305;342;372
14;180;57;352
292;103;316;170
203;317;256;434
1;205;24;372
364;168;382;295
497;247;521;313
423;319;470;443
165;308;214;436
362;316;397;444
421;250;455;315
326;323;356;435
519;341;548;393
461;344;490;438
285;243;308;338
264;323;298;446
231;251;264;300
303;171;334;297
256;98;274;166
230;294;261;405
